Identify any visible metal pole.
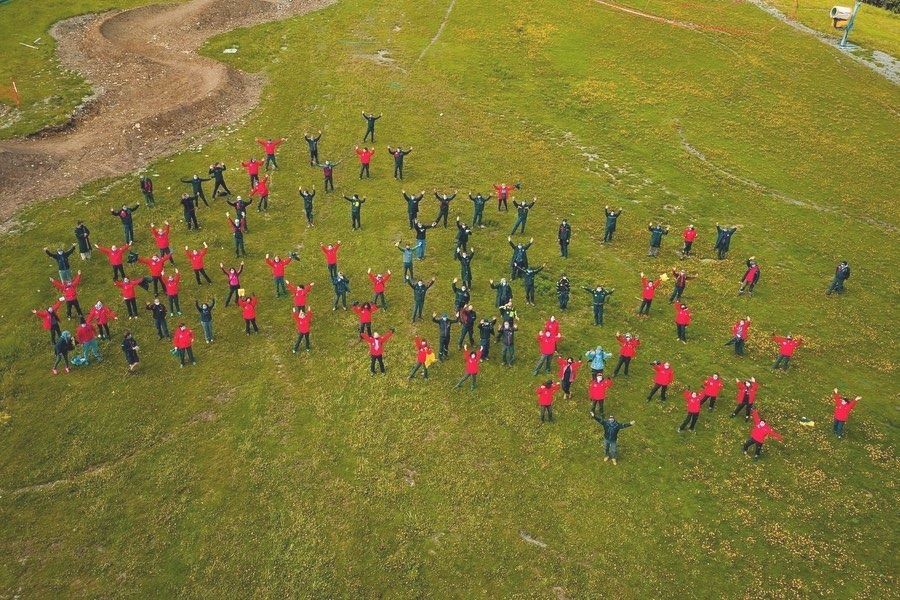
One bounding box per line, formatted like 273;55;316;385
839;2;861;48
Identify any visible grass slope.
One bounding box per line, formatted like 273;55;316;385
0;0;898;597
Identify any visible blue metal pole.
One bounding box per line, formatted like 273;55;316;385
840;2;862;48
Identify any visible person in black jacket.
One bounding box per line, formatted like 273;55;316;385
455;247;475;288
647;223;669;257
226;196;252;233
433;190;457;228
344;194;366;230
478;316;497;360
602;206;622;243
388;146;412;179
181;174;211;207
45;245;76;282
111;204;140;244
196;299;215;342
362;112;381;142
557;275;571;309
304;131;322;166
208;163;231;197
146;298;170;340
827;261;851;295
558;220;571;258
507;237;532;280
413;220;436;259
713;224;737;260
590;412;636;465
457;305;477;349
52;331;75;374
408;277;435;322
582;285;615;326
510;197;536;235
180;194;200;230
121;331;140;372
517;264;545;306
402;190;425;229
497;320;518;366
299;186;316;227
139;176;155;207
74;221;91;260
432;312;459;360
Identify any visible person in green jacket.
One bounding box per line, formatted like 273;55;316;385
557;275;571;309
497;320;518;366
490;278;513;307
451;279;470;312
395;240;422;281
478;316;497;360
468;191;490;228
432;311;459;360
590;412;636;465
408;276;436;322
508;237;533;280
332;273;350;310
647;223;670;257
299;186;316;227
510;197;536;235
602;206;622;243
585;345;613;377
517;264;545;306
582;285;615;326
455;246;475;288
344;194;366;230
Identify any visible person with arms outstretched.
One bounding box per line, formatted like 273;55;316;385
257;137;285;170
304;131;322;166
742;409;782;461
388;146;412;179
832;389;860;439
299;186;316;227
180;174;211;207
602;206;622;243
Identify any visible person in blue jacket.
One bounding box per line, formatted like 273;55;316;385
713;223;737;260
590;412;636;465
585;345;613;377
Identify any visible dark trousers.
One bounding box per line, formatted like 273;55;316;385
510;215;527;235
394;163;403;179
773;355;791;370
49;323;61;345
373;292;386;309
533;353;553;375
717;247;728;260
265;154;278;170
370;355;385;374
168;294;181;314
725;336;745;355
473;209;483;227
592;305;604;325
351;213;361;229
225;285;240;306
436;209;448;228
358;322;372;337
364;127;375;142
540;405;554;423
185;210;199;230
603;227;614;243
613;356;631;376
480;337;491;360
123;224;135;245
234;237;246;258
560;242;568;258
96;322;110;339
647;383;668;402
195;190;209;207
305;205;314;225
738;281;756;294
458;327;474;349
438;335;450;359
177;346;196;366
359;163;370;179
525;285;535;304
213;180;231;197
681;241;693;256
742;439;763;456
677;324;687;341
403;262;414;281
409;362;428;379
256;195;269;212
66;299;83;318
245;318;259;334
294;333;310;352
309;149;318;166
411;301;424;322
327;264;337;280
153;318;170;339
250;174;259;188
558;293;569;309
498;198;507;212
125;298;138;317
501;344;514;365
194;268;212;285
669;286;685;303
827;277;845;294
833;419;846;437
591;400;604;415
638;299;652;315
700;395;717;409
455;373;477;390
324;176;334;192
113;264;126;281
679;412;699;431
732;401;753;418
333;292;347;310
150;276;162;297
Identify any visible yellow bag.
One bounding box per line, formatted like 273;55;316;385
238;288;246;297
424;350;436;367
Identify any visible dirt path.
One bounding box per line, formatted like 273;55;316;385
0;0;332;225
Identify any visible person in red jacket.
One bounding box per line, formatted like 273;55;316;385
95;242;131;281
612;331;640;377
493;182;519;212
33;299;63;344
162;269;182;316
173;323;196;367
742;409;782;461
725;316;751;356
352;301;379;338
185;243;212;285
678;389;703;432
355;146;376;179
50;271;83;318
557;356;583;399
138;253;171;297
361;329;394;375
455;345;484;391
674;303;691;343
637;272;661;317
680;224;697;258
532;329;562;376
241;157;264;187
368;268;392;309
75;317;102;364
150;222;176;265
88;300;117;339
738;257;760;296
250;175;271;212
699;373;724;410
668;269;696;303
264;253;293;298
320;242;341;279
544;315;561;337
772;333;804;371
238;293;259;335
536;379;562;423
292;308;312;353
257;137;285;170
589;373;613;415
647;360;674;403
832;388;860;439
730;377;759;420
408;335;433;379
286;280;314;312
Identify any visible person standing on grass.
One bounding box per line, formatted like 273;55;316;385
220;262;244;307
258;137;285;170
493;182;519;212
497;320;518;366
173;323;196;367
150;222;176;265
674;303;691;343
122;331;140;372
88;300;116;340
180;193;201;231
738;257;760;296
413;220;437;259
731;377;759;420
433;189;457;228
115;276;147;319
646;360;674;403
403;190;425;229
50;271;83;318
713;224;737;260
361;329;394;375
582;284;614;326
226;213;246;257
110;204;140;245
677;389;702;433
510;197;536;235
196;298;215;343
225;196;252;231
250;175;271;212
368;268;392;309
602;206;623;243
362;112;381;142
637;272;661;317
827;261;851;295
388;146;412;180
647;223;669;257
451;279;471;313
185;243;212;285
74;221;92;260
457;305;477;350
304;131;322;166
699;373;724;410
52;331;75;375
265;254;293;298
315;160;340;192
557;356;583;399
454;218;472;256
517;264;545;306
396;240;421;280
478;316;497;360
162;269;182;316
742;409;782;461
613;332;640;377
408;276;436;322
344;194;366;230
409;335;433;379
455;248;475;289
590;412;635;465
137;253;170;297
286;280;314;312
238;293;259;335
180;174;211;207
533;329;562;376
146;298;170;340
140;176;155;207
557;274;571;309
537;380;561;423
320;242;341;280
209;162;230;198
95;242;131;281
33;299;63;345
589;374;613;416
668;269;696;303
432;312;459;361
241;157;264;188
585;345;613;378
468;191;489;228
353;301;378;338
771;333;803;371
544;315;561;337
558;219;571;258
292;308;312;353
45;245;76;281
508;237;533;280
332;272;351;311
681;224;697;258
355;146;375;179
725;317;751;356
299;186;316;227
832;389;860;439
455;346;483;391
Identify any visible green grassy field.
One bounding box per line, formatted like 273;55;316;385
1;0;898;597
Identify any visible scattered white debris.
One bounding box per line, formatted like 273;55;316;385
223;48;238;54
